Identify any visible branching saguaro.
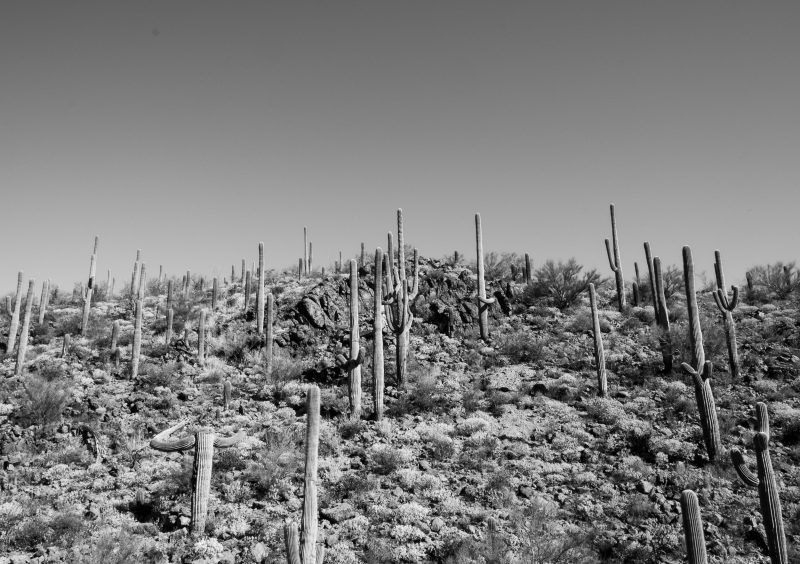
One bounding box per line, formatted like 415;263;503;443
373;248;384;421
150;422;245;536
680;490;708;564
681;361;721;462
384;209;419;388
712;250;740;379
474;213;496;341
653;257;672;373
604;204;626;311
284;386;324;564
588;283;607;397
730;403;787;564
14;279;36;376
6;271;24;355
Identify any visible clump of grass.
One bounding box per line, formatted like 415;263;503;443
16;374;72;437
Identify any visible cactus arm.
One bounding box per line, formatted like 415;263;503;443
284;521;301;564
755;402;769;436
727;285;739;310
150;421;195;452
477;295;497;305
605;239;618;272
316;545;325;564
213;430;246;449
730;449;759;487
680;490;709;564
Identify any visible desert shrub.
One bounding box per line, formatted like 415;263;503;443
213;448;248;474
338;418;365;440
510;498;595;563
370;446;404;475
54;313;82;337
496;331;547;364
137;362;182;391
244;426;302;498
584;397;626;425
3;511;85;551
748;262;800;299
481;251;522;280
16;374;72;436
567;310;609;334
76;527;156;564
523;259;602;310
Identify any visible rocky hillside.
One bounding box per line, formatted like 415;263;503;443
0;254;798;563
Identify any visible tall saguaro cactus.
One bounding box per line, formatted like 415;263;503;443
474;213;496;341
680;490;708;564
524;253;532;284
211;277;218;310
265;293;274;377
730;403;787;564
604;204;626;311
303;227;308;276
257;242;265;335
38;279;50;325
284;386;324;564
131;297;143;379
6;271;24;355
14;279;36;376
683;246;705;370
653;257;672;373
150;422;245;536
198;309;206;367
712;250;740;379
384;209;419;388
82;236;98;336
244;270;252;313
373;248;385;421
348;260;362;419
588;283;607;397
681;361;721;462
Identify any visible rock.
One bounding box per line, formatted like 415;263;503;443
636;480;654;495
320;503;355;524
430;517;444;533
251;543;267;563
298;298;327;329
325;533;339;547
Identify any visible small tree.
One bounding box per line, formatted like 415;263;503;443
523;259;602;310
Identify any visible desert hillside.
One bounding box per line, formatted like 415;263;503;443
0;223;798;564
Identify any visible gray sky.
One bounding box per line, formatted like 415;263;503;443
2;1;799;292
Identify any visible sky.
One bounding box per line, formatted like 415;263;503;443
2;1;800;293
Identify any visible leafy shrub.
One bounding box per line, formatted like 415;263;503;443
523;259;602;310
496;330;547;363
370;446;404;475
17;374;72;436
244;426;302;498
748;262;800;299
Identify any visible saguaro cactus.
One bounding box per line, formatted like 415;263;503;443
62;334;71;358
308;241;313;274
222;380;231;410
384;209;420;388
37;279;50;325
632;262;640;306
604;204;626;311
150;422;245;535
212;277;218;310
360;243;365;269
244;270;252;313
653;257;673;373
7;271;24;354
683;246;705;370
588;283;607;397
347;260;362;419
131;250;141;299
265;293;274;377
166;308;174;345
257;242;265;335
712;250;740;379
373;248;385;421
82;237;98;336
14;279;36;376
131;298;143;379
111;320;120;352
524;253;532;284
681;361;721;462
137;264;147;300
198;310;206;366
166;280;174;312
730;403;787;564
284;386;324;564
680;490;708;564
303;227;308;275
474;213;496;341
